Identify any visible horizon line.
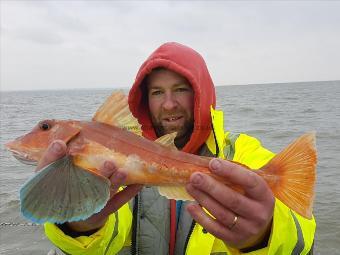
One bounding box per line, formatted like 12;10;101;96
1;79;339;93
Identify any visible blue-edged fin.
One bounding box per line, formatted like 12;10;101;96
20;155;110;224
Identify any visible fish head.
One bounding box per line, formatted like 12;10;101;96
5;119;81;165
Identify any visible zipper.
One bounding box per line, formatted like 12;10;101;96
183;220;195;255
137;196;141;255
131;194;140;255
211;124;220;157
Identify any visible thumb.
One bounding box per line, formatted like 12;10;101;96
36;140;67;171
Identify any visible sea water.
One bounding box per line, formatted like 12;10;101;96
1;81;339;254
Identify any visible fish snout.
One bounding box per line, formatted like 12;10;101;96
5;139;19;151
5;140;38;166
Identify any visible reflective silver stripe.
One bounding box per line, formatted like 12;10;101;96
223;133;240;160
104;212;119;255
290;211;305;255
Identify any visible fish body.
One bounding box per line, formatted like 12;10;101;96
5;92;317;224
7;119;211;184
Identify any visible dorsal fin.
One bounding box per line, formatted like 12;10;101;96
93;92;142;136
155;132;178;150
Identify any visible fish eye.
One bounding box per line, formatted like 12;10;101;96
40;122;50;131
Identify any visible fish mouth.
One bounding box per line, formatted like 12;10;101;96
8;149;37;166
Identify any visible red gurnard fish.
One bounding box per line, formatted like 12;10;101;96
5;92;317;224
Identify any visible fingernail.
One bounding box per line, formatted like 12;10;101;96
52;142;63;154
211;159;221;172
192;173;203;185
104;161;115;170
116;172;126;180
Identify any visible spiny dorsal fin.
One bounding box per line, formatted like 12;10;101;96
93;92;142;136
158;186;194;201
155;132;178;150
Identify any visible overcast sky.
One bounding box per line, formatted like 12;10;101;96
1;1;339;91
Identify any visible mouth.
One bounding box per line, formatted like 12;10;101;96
163;116;183;123
8;149;37;166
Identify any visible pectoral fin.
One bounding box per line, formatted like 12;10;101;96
158;186;194;201
155;132;178;150
20;156;110;224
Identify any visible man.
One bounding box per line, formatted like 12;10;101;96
42;42;315;254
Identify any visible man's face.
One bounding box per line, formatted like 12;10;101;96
147;69;194;148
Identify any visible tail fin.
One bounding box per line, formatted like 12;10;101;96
259;132;317;219
20;156;111;224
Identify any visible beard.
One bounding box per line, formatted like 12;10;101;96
151;111;194;149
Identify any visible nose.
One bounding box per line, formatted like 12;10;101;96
162;92;178;110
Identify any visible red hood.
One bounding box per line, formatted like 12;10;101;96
128;42;216;154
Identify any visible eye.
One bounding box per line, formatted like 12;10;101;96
175;84;192;93
150;90;163;96
175;87;188;92
40;122;50;131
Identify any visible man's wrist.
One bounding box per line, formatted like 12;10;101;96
239;221;272;253
57;223;100;238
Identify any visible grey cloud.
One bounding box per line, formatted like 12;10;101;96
1;1;340;91
10;27;64;45
2;1;90;46
43;2;90;33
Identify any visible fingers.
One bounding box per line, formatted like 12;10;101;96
89;184;143;224
36;140;67;171
98;160;129;198
186;202;268;249
187;172;255;217
103;185;143;216
186;159;275;249
186;182;240;226
71;160;142;230
67;184;142;232
66;160;142;232
98;161;118;178
99;158;143;217
209;159;271;201
186;203;240;244
98;160;126;183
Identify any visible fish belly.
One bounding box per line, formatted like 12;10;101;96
70;139;194;186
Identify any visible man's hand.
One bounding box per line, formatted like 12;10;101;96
185;158;274;250
37;140;142;233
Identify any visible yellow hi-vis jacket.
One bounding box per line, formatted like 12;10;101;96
44;108;316;254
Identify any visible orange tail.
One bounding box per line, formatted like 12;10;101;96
259;132;317;219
